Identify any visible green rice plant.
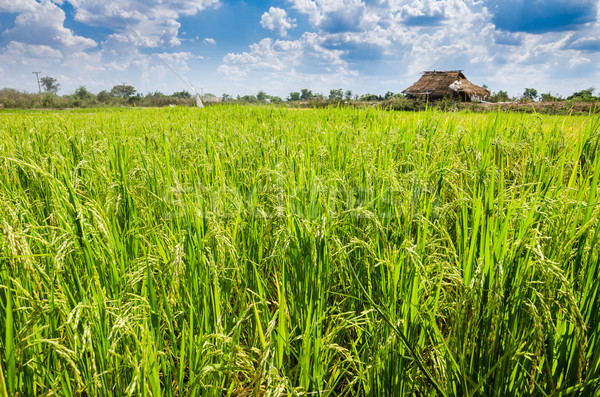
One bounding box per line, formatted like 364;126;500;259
0;106;598;396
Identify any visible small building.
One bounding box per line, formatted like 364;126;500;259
402;70;490;102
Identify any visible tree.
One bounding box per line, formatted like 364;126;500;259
74;86;93;100
97;90;111;103
257;90;268;101
146;91;165;98
567;88;596;101
541;92;561;102
489;90;509;102
522;88;538;102
238;95;258;103
172;90;191;98
329;88;343;101
360;93;382;101
222;93;231;101
300;88;313;100
40;76;60;94
345;90;352;100
110;84;136;98
288;91;300;101
384;91;395;100
128;94;142;105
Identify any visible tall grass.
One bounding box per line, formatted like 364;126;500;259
0;106;599;395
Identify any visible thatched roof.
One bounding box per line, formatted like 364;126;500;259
402;70;490;100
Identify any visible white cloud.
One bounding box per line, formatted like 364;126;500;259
398;0;445;22
2;1;97;52
265;0;598;97
4;41;63;60
289;0;375;32
568;56;591;68
260;7;296;36
220;33;347;75
155;51;202;72
64;0;219;47
0;0;37;13
218;33;357;94
203;37;216;45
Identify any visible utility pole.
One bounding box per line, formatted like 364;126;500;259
33;71;41;93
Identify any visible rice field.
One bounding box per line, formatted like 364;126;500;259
0;106;599;396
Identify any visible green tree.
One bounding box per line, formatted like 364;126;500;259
40;76;60;94
128;94;142;105
97;90;111;103
257;90;268;101
172;90;191;99
360;93;382;101
288;91;300;101
567;88;596;101
541;92;561;102
329;88;343;101
238;95;258;103
345;90;352;100
110;84;136;98
522;88;538;101
146;91;165;98
490;90;510;102
74;86;93;100
300;88;313;100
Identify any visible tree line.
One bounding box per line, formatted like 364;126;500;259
0;81;199;109
1;75;598;109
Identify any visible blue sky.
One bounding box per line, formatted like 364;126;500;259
0;0;598;98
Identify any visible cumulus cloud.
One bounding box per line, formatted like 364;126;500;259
221;33;346;74
203;37;216;45
289;0;377;33
0;0;37;13
155;51;202;72
260;7;296;36
1;1;97;51
0;1;220;95
255;0;598;97
64;0;220;47
398;0;447;26
218;32;357;90
4;41;64;60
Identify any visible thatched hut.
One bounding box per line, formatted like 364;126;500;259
402;70;490;102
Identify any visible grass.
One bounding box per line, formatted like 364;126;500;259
0;105;599;396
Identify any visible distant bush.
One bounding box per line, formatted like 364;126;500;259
488;90;510;103
0;88;36;108
42;94;56;108
567;88;598;102
381;97;423;111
